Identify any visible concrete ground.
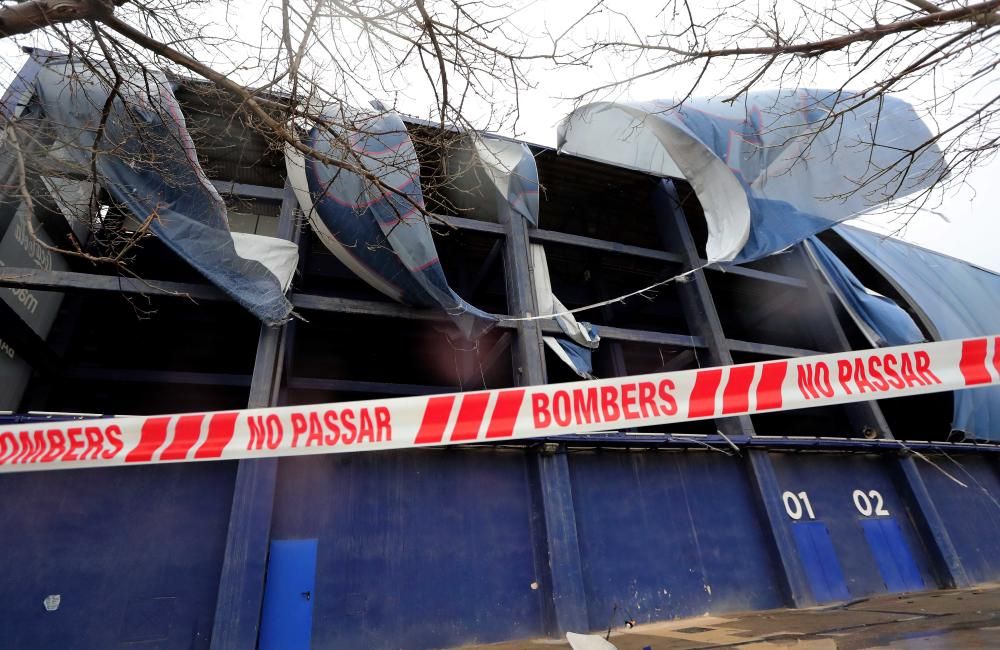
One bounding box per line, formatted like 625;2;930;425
458;584;1000;649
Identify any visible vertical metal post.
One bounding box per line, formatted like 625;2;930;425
211;182;298;649
499;204;590;635
655;180;816;607
797;244;971;589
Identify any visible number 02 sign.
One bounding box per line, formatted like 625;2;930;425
852;489;890;517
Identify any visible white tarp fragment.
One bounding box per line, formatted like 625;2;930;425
531;243;600;378
558;101;750;261
231;233;298;292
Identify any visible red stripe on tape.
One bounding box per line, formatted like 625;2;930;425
160;415;205;461
125;417;171;463
688;368;723;418
993;337;1000;376
194;412;239;459
450;393;491;442
485;390;526;439
722;366;756;415
959;338;991;386
414;396;456;445
756;361;788;411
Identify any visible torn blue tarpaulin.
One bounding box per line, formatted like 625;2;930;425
559;90;944;263
837;225;1000;440
805;237;924;347
27;55;296;325
548;323;600;378
473;136;540;226
285;108;495;339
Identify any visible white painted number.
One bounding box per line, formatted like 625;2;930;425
782;491;816;520
853;489;890;517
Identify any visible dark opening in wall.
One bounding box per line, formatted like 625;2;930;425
25;295;258;414
877;393;954;441
288;311;514;393
542;242;689;335
535;150;664;248
706;271;831;352
433;229;508;316
300;231;400;303
297;207;507;315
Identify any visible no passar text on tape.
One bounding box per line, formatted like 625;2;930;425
1;336;998;473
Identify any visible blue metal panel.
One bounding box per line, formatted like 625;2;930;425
269;449;545;649
0;462;236;650
917;456;1000;583
567;451;785;629
259;539;317;650
535;450;589;634
861;518;924;592
768;453;936;598
791;522;850;603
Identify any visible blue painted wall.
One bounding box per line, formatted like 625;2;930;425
567;450;786;628
769;453;937;599
0;462;236;650
3;447;998;650
920;455;1000;583
269;449;548;649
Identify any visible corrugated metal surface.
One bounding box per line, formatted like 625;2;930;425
568;450;785;627
270;449;548;649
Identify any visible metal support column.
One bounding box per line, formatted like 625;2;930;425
656;180;816;607
210;182;298;649
499;204;590;635
798;244;971;589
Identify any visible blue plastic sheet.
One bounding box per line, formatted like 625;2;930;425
675;90;942;263
549;323;599;378
560;90;943;263
806;237;924;347
473;137;540;227
295;110;496;339
837;225;1000;439
30;57;293;325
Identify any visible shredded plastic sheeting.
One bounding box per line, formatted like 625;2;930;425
27;56;295;325
838;225;1000;440
286;108;495;339
559;91;943;263
806;237;924;347
531;243;599;378
475;135;600;375
474;135;540;226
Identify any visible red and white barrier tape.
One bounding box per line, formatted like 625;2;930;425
2;336;999;473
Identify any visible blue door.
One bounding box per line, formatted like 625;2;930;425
791;521;851;603
259;539;318;650
861;518;924;593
